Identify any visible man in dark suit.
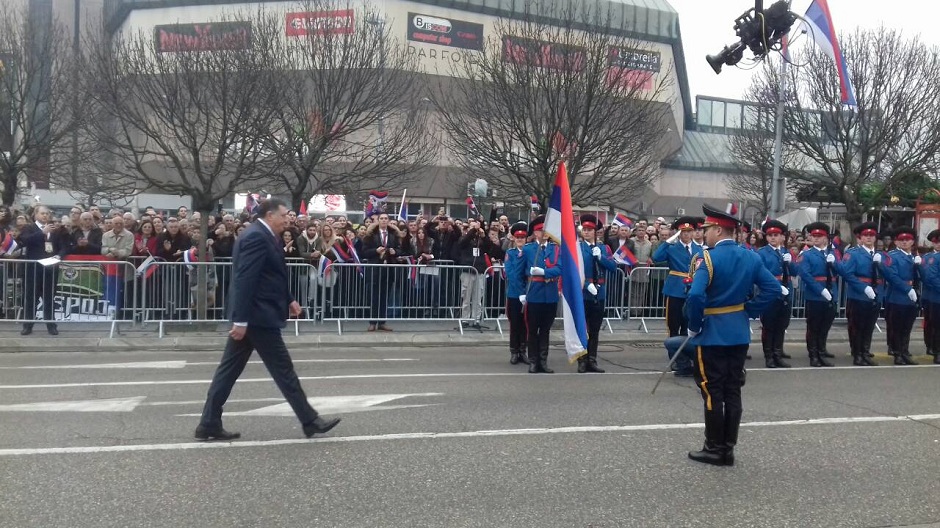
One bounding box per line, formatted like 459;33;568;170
360;212;401;331
18;205;67;335
195;199;340;441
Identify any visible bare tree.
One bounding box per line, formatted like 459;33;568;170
0;6;78;206
780;27;940;225
431;0;674;208
726;64;801;217
262;2;434;212
82;10;283;317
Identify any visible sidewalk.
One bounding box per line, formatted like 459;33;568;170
0;318;873;353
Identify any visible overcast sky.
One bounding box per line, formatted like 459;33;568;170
668;0;936;108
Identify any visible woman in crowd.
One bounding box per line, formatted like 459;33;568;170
133;220;158;257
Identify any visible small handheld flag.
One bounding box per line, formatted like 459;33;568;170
298;199;307;216
614;245;639;267
531;195;540;212
0;233;18;256
612;213;633;229
365;190;389;218
466;196;480;218
397;189;408;222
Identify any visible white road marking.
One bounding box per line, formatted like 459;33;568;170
0;358;417;370
0;364;937;390
0;413;937;457
0;396;145;413
0;361;187;370
212;393;442;416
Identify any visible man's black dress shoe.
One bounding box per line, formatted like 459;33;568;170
47;325;58;336
304;416;341;438
20;326;33;336
194;426;241;441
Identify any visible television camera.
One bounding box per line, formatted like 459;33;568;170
706;0;798;74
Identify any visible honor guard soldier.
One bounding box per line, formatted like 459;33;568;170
579;214;617;373
757;219;793;368
797;222;841;367
685;204;780;466
523;215;561;373
838;222;882;366
881;226;920;365
921;230;940;364
652;216;702;336
504;222;531;366
920;230;940;360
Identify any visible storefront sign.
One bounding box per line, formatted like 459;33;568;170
502;36;585;72
286;9;355;37
154;22;252;53
407;13;483;51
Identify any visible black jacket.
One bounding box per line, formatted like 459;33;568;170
456;229;505;273
228;221;293;328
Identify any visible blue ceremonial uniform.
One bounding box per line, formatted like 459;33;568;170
839;245;884;363
652;240;703;337
797;245;841;363
504;244;529;365
923;252;940;361
756;244;794;366
504;246;527;300
882;249;920;360
686;240;780;347
921;251;937;305
522;242;561;303
883;249;918;306
797;246;841;302
580;240;617;301
652;241;704;298
523;241;561;369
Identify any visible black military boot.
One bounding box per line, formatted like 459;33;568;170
585;350;605;373
689;410;727;466
509;347;520;365
813;336;834;366
517;352;531;365
540;347;554;374
723;409;742;467
934;352;940;364
577;357;588;373
763;346;776;368
527;346;541;373
772;350;791;368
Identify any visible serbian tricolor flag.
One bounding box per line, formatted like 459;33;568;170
543;161;588;363
318;256;332;279
246;193;261;215
465;196;480;218
0;232;18;255
365;190;389;218
401;255;418;282
298;199;308;216
530;195;540;211
135;255;157;279
612;213;632;228
331;241;349;263
725;202;739;216
783;0;857;106
614;244;638;267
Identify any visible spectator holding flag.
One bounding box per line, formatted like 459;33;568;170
578;214;617;373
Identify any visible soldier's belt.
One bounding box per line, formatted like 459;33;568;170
813;277;829;282
704;304;745;315
858;277;884;284
668;271;689;277
774;275;786;280
530;277;557;283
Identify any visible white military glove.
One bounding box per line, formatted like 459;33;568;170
826;254;836;263
914;255;923;265
687;329;700;338
908;289;918;303
591;246;602;258
587;283;598;296
782;253;792;263
864;286;876;300
530;266;545;276
780;286;789;296
873;253;882;263
519;295;526;305
821;289;833;302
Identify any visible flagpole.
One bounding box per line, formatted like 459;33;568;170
399;189;408;219
770;56;788;217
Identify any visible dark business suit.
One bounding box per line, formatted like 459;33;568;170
199;221;318;430
360;226;402;325
18;223;67;330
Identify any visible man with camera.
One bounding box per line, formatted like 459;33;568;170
455;217;504;328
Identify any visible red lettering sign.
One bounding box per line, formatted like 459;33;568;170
286;10;355;37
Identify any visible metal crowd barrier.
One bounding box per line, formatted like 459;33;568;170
319;261;475;335
0;257;138;338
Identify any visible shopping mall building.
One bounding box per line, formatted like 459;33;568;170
25;0;762;222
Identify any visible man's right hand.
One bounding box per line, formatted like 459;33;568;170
78;239;88;247
229;325;246;341
821;289;833;302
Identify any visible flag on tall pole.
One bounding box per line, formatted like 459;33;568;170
397;190;408;222
784;0;857;106
465;196;480;218
543;161;588;363
298;199;307;216
531;195;540;212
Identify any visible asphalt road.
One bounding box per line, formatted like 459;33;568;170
0;341;937;528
